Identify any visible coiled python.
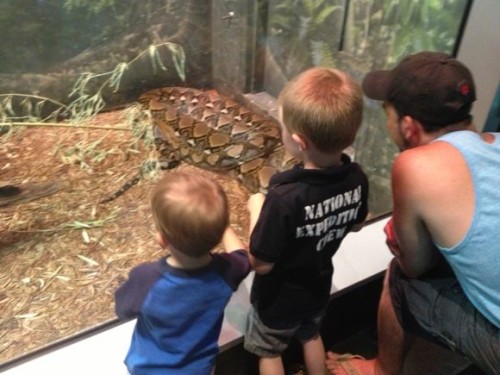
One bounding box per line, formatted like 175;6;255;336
100;87;295;203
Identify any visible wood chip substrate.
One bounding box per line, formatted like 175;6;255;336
0;109;251;364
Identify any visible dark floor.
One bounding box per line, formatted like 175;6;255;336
215;275;486;375
329;328;484;375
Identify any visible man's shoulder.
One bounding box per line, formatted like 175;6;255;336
392;141;469;205
393;142;459;176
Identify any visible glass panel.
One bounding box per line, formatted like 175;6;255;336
264;0;471;216
0;0;472;367
0;1;210;366
484;85;499;132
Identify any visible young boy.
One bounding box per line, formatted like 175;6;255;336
115;171;251;375
244;67;369;375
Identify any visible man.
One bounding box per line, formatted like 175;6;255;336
326;51;500;375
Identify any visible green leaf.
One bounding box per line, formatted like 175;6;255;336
315;5;342;25
167;43;186;82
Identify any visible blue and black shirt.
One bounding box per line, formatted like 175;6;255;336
115;251;250;375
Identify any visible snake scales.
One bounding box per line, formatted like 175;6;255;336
100;87;296;203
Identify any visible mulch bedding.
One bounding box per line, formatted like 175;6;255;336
0;109;251;364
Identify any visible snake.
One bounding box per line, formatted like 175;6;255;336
100;87;296;203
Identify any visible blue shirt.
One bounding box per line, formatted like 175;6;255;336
434;131;500;328
115;251;250;374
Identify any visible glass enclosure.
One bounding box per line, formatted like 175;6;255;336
0;0;473;366
484;85;499;132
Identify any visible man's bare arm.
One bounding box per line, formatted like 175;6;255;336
390;150;440;277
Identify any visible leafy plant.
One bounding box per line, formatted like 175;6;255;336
0;42;185;127
266;0;344;77
0;42;185;177
266;0;469;77
65;42;186;122
391;0;463;61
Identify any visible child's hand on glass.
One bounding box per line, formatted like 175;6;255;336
247;193;266;235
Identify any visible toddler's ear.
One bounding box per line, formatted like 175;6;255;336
291;132;308;151
156;231;168;248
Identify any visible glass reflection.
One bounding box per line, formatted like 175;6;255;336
0;0;471;366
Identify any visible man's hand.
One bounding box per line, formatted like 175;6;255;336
384;217;401;257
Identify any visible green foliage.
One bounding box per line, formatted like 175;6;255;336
310;41;335;67
266;0;469;77
270;0;342;36
0;95;66;123
60;138;108;171
63;0;117;14
0;43;185;125
65;43;185;122
264;0;471;217
266;0;344;78
0;0;173;74
380;0;469;64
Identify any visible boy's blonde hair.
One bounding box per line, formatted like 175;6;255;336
278;67;363;152
151;172;229;257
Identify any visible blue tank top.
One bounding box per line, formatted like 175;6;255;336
434;131;500;328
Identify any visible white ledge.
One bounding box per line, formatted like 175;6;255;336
2;217;392;375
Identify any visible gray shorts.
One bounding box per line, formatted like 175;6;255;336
389;259;500;375
243;305;325;358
